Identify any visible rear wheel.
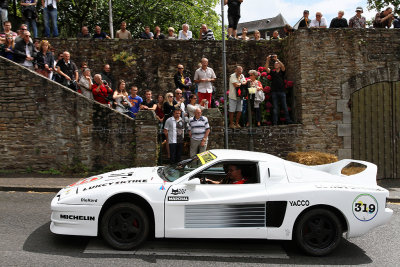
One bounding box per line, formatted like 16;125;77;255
101;202;149;250
295;208;342;256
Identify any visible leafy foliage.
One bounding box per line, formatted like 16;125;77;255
366;0;400;13
56;0;221;39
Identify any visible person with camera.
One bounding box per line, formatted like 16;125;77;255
228;65;246;129
164;109;185;164
373;7;394;28
100;64;115;91
56;51;79;90
20;0;37;38
0;1;8;32
113;80;131;114
266;55;293;125
41;0;58;37
92;74;113;107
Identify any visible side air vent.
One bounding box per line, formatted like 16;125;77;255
185;203;266;228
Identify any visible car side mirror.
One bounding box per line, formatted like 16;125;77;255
184;178;201;186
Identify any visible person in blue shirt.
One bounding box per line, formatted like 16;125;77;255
128;85;142;118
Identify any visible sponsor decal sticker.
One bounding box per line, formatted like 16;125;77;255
82;179;147;191
60;214;95;221
352;194;378;221
81;198;98;203
160;181;166;190
68;177;102;187
197;151;217;165
289;200;310;207
171;188;186;195
168;196;189;201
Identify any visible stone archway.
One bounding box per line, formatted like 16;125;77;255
338;63;400;178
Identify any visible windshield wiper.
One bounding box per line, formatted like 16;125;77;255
158;167;171;182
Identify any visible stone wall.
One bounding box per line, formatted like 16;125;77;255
284;28;400;158
0;57;137;172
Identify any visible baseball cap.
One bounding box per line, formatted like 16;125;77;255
356;7;363;12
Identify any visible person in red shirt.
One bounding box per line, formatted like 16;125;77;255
92;74;113;106
206;164;248;184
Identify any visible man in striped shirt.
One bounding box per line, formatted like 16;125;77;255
199;24;215;40
188;108;210;157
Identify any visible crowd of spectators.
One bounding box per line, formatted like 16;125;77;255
297;7;398;30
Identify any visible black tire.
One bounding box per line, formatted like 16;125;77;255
100;202;149;250
294;208;342;256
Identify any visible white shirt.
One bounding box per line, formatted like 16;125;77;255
44;0;57;9
23;43;33;67
310;17;328;28
178;30;193;40
229;73;245;100
194;67;216;94
164;117;184;144
186;103;207;118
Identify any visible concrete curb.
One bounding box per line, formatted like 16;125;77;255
0;186;62;193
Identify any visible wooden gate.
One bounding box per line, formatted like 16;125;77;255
352;81;400;179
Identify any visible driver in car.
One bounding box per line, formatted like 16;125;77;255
205;164;248;184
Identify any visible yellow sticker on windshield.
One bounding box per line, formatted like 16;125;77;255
198;151;217;165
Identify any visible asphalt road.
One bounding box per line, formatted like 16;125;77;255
1;191;399;266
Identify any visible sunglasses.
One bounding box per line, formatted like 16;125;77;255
178;67;183;69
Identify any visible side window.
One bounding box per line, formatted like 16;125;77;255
192;161;259;184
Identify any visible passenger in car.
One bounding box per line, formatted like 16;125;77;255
206;164;248;184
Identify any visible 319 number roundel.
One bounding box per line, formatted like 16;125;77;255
352;194;378;221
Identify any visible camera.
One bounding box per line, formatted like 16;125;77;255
102;80;108;86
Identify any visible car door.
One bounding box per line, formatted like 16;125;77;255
164;161;269;239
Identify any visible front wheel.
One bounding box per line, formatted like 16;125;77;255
100;202;149;250
294;208;342;256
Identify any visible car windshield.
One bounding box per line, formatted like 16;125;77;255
157;151;217;182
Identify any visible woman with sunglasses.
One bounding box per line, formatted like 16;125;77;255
163;92;176;126
186;94;207;118
0;33;15;60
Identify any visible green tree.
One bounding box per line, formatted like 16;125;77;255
56;0;221;39
367;0;400;13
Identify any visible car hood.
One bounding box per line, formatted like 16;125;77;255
65;167;165;189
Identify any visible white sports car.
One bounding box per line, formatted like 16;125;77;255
50;150;393;256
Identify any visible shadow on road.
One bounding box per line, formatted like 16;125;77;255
23;222;372;265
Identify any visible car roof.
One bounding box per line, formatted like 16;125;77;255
209;149;283;163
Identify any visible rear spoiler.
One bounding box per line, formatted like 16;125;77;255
306;159;378;186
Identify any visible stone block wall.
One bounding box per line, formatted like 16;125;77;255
284;28;400;157
0;57;137;171
228;125;303;158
